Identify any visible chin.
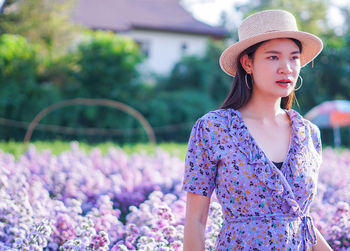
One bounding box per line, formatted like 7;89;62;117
280;88;294;97
281;92;292;98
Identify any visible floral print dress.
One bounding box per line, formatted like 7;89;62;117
182;108;322;251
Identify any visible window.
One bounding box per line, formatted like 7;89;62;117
135;40;150;58
181;42;188;55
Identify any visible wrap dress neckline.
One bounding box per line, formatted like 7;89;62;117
234;108;292;172
228;108;317;246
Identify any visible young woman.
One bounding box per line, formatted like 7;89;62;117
182;10;333;251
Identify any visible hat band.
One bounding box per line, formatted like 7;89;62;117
240;29;298;41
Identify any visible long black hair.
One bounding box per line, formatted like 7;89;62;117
220;38;302;110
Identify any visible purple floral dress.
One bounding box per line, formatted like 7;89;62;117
182;108;322;251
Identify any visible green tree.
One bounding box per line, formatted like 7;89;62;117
0;34;38;119
0;34;62;140
53;31;145;143
73;31;143;100
0;0;81;60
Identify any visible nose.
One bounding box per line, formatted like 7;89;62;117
278;60;293;74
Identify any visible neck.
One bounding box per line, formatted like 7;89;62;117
239;92;286;121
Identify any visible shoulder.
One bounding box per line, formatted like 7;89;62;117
288;109;320;135
196;108;240;128
190;108;239;145
288;108;322;153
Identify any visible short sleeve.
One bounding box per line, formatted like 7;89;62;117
182;118;218;197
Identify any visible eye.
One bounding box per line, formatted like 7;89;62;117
268;56;278;60
291;55;300;60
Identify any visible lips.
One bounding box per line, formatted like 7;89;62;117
276;79;292;83
276;79;292;87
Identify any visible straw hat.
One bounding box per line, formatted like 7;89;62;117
219;9;323;76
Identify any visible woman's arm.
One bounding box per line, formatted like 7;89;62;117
312;227;333;251
183;192;211;251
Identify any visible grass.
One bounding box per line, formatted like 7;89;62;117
1;140;345;160
0;140;188;160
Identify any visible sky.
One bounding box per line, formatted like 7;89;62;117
182;0;349;32
182;0;244;27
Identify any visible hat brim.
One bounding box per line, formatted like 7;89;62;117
219;31;323;76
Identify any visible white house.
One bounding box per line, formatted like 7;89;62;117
72;0;227;75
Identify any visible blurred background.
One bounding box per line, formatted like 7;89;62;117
0;0;349;147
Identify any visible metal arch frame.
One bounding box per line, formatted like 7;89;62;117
24;98;156;144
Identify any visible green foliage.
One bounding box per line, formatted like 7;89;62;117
0;34;38;89
0;0;81;59
146;40;233;141
157;40;232;108
0;34;62;140
149;90;214;142
48;31;147;143
201;41;234;107
0;34;38;119
74;31;143;100
0;140;188;160
0;32;147;144
297;35;350;113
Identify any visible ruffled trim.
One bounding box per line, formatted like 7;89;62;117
287;109;308;160
226;108;310;213
221;108;317;246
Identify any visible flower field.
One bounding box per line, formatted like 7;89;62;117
0;142;349;250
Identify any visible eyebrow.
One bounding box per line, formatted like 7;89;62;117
264;50;300;54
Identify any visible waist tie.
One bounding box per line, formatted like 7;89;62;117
224;213;317;246
301;215;317;246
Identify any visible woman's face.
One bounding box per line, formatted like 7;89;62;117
242;38;301;98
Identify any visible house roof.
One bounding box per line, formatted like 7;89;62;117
72;0;228;37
